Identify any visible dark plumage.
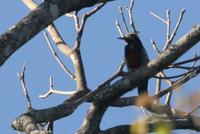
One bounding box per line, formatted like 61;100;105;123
119;33;149;96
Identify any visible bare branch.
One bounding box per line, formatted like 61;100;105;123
115;20;124;37
170;8;186;41
155;73;161;103
150;12;167;24
160;71;174;85
23;0;88;92
99;60;126;87
9;1;200;133
187;104;200;115
39;76;76;99
154;67;200;99
164;82;173;105
119;6;129;33
46;121;54;133
126;0;137;33
158;71;174;105
191;53;198;67
151;39;161;53
73;11;80;32
101;118;200;134
39;89;76;99
17;63;32;109
78;26;200;133
44;32;75;79
75;3;106;49
153;69;195;79
164;8;186;50
169;55;200;67
169;65;199;70
12;114;49;134
166;9;171;44
65;11;76;18
0;0;116;66
22;0;37;9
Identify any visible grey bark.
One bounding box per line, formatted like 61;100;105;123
0;0;115;66
11;25;200;133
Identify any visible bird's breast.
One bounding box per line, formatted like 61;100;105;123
126;52;141;69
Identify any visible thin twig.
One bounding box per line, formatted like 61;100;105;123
99;60;126;87
151;39;161;53
73;11;80;32
168;65;199;70
160;71;173;85
153;69;195;79
39;89;76;99
119;6;129;33
158;71;174;105
17;63;32;109
155;73;161;103
141;106;149;118
126;0;137;33
153;67;200;99
164;8;186;50
22;0;37;9
75;3;106;49
166;10;171;45
170;8;186;41
187;104;200;115
49;76;53;90
115;20;124;37
164;82;173;105
39;76;76;99
44;32;75;79
191;53;198;67
169;55;200;67
150;12;167;24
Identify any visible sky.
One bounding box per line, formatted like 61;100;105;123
0;0;200;134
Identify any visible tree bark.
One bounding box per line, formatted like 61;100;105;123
0;0;115;66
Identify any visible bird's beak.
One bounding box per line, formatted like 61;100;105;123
118;36;128;43
117;37;126;40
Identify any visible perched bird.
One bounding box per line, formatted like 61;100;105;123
119;33;149;96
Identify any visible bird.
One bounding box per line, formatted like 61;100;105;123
118;33;149;96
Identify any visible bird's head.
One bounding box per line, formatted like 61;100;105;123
118;33;139;44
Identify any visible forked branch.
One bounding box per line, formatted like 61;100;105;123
17;63;32;110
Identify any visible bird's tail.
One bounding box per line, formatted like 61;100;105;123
137;80;148;96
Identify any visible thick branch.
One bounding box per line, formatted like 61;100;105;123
0;0;116;66
12;114;49;134
101;119;200;134
23;0;89;91
77;25;200;133
77;103;107;134
12;25;200;133
95;25;200;104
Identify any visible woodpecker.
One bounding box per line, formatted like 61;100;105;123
119;33;149;96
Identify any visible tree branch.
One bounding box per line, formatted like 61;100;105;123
38;76;76;99
95;25;200;105
12;19;200;134
119;6;129;33
77;25;200;133
17;63;32;110
101;118;200;134
0;0;116;66
44;32;75;79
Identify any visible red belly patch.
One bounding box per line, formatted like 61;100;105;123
127;53;141;69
